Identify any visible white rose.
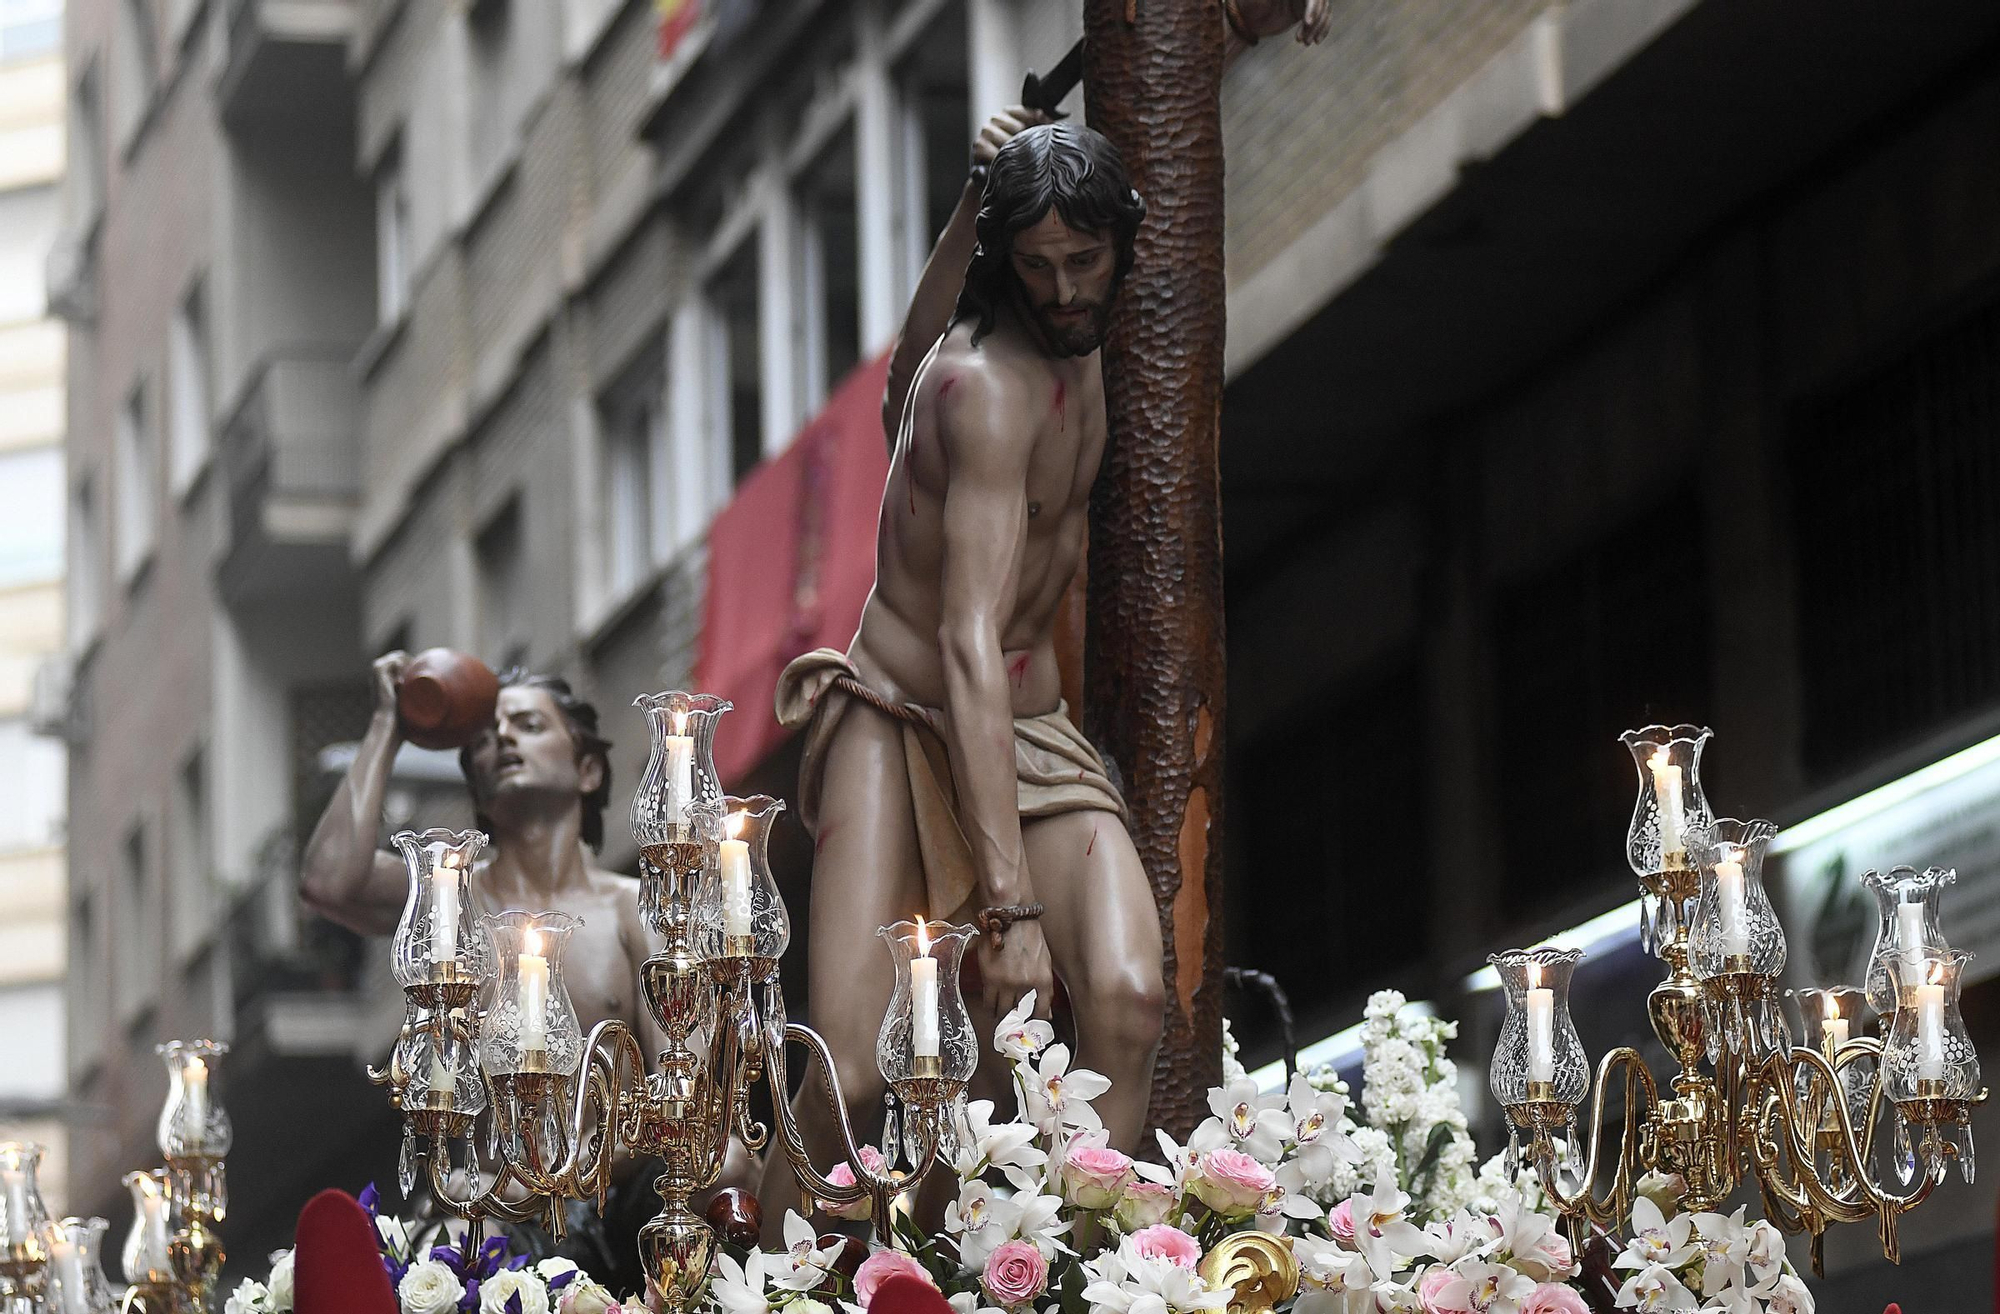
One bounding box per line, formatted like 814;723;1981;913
267;1250;296;1311
398;1260;466;1314
224;1279;270;1314
790;1300;835;1314
535;1258;580;1284
479;1269;552;1314
557;1278;619;1314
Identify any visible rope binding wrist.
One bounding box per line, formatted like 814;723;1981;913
975;902;1046;948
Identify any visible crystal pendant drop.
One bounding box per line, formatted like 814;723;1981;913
1504;1128;1520;1179
1640;895;1657;955
1893;1110;1916;1186
486;1099;501;1160
398;1125;419;1197
881;1092;900;1163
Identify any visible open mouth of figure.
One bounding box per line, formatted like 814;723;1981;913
495;752;525;775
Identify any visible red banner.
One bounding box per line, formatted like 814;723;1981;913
656;0;701;59
697;353;892;783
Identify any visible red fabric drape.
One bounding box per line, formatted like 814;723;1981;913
698;353;892;784
294;1190;397;1314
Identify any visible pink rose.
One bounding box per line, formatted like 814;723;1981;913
980;1240;1049;1308
853;1249;936;1308
820;1146;888;1220
1190;1148;1277;1216
1061;1142;1137;1210
1327;1199;1356;1245
1531;1231;1574;1278
1520;1283;1590;1314
1418;1269;1469;1314
1113;1181;1177;1231
1129;1225;1202;1270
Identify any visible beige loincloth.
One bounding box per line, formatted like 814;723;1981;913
775;648;1128;919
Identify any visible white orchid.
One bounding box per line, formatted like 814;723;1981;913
1740;1218;1787;1288
1017;1042;1111;1138
1487;1189;1575;1279
1613;1263;1699;1312
1686;1207;1751;1297
710;1250;774;1314
945;1294;1010;1314
1446;1258;1536;1313
947;1179;1022;1271
995;991;1055;1065
1405;1209;1491;1266
1616;1196;1697;1272
1081;1237;1232;1314
1349;1170;1431;1278
955;1097;1049;1190
1206;1077;1290;1163
1292;1235;1380;1314
767;1210;839;1292
1754;1273;1815;1314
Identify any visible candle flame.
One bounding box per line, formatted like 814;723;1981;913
1527;960;1542;989
673;709;688;735
524;928;542;957
1927;960;1945;987
187;1057;207;1080
1824;993;1840;1022
438;850;461;872
1649;746;1670;773
726;810;746;841
916;917;931;956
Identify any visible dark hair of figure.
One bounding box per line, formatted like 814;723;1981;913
954;122;1146;347
459;670;614;853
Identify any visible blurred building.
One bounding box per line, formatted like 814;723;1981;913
0;0;68;1216
46;0;2000;1303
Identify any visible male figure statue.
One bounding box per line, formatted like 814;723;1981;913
769;121;1162;1214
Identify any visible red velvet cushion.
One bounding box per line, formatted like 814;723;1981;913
870;1273;955;1314
294;1189;398;1314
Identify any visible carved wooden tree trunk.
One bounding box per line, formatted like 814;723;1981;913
1082;0;1228;1141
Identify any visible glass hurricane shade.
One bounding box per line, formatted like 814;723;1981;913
46;1215;114;1314
390;829;494;989
1487;948;1589;1108
394;1002;488;1116
1864;866;1956;1016
1686;818;1785;979
479;911;585;1077
692;796;791;968
631;692;732;846
155;1039;231;1159
876;919;978;1088
1883;948;1979;1103
120;1170;173;1286
1619;725;1713;876
0;1141;52;1274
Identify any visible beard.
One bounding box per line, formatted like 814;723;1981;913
1030;297;1112;358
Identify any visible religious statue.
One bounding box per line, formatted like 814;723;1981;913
766;118;1164;1218
299;653;670;1287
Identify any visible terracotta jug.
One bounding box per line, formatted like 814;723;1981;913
397;649;500;750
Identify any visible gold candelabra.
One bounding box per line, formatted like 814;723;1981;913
1490;726;1984;1274
371;692;976;1313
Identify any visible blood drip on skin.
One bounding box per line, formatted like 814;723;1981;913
1007;653;1031;687
815;820;836;854
1052;379;1066;432
1086;825;1097;856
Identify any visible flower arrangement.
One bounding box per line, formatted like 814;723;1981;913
225;1184;642;1314
700;989;1816;1314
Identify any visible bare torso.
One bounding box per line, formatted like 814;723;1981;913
854;318;1105;709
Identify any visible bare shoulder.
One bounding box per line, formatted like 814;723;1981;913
929;330;1043;457
587;865;642;898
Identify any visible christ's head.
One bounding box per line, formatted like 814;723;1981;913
461;672;613;852
956;122;1145;358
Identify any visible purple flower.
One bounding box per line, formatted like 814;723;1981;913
548;1270;576;1291
505;1294;523;1314
431;1245;466;1277
458;1278;479;1312
359;1183;382;1217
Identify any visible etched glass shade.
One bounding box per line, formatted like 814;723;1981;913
1883;949;1978;1102
692;796;791;974
1687;819;1784;979
631;693;731;847
0;1141;52;1278
119;1170;173;1286
155;1039;232;1159
876;919;978;1090
394;1003;487;1117
1864;866;1955;1016
1620;725;1713;876
1487;948;1589;1108
390;829;494;989
479;912;584;1078
47;1217;115;1314
1789;985;1870;1127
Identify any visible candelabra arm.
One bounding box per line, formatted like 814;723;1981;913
1752;1046;1938;1228
541;1019;649;1201
1534;1047;1657;1229
422;1144;546;1225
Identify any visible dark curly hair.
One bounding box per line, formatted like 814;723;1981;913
954;122;1145;346
460;670;614;853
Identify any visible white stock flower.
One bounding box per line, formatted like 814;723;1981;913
995;992;1055;1065
267;1250;296;1311
710;1251;773;1314
1206;1078;1289;1163
769;1210;839;1292
224;1280;270;1314
397;1261;465;1314
1615;1197;1695;1272
1017;1043;1110;1138
1612;1264;1698;1312
479;1270;551;1314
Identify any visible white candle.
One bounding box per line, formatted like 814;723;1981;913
720;823;754;940
664;723;695;828
183;1056;209;1147
1823;1016;1848;1053
1526;964;1555;1086
1649;749;1685;858
1916;981;1947;1080
429;1048;454;1095
1716;856;1749;957
141;1193;169;1272
432;854;463;966
1;1169;25;1244
911;921;940;1061
519;934;549;1053
1896;901;1926;957
50;1237;85;1308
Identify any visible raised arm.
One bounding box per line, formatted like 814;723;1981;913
299;652;416;935
934;362;1055;1020
882;107;1049;444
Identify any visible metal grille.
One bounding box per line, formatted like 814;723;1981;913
1492;497;1713;918
1789;301;2000;782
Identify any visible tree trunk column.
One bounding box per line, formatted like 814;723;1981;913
1082;0;1228;1141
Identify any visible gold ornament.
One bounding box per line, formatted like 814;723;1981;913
1197;1232;1300;1314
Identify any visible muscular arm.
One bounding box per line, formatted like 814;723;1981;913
299;703;410;936
883;180;979;447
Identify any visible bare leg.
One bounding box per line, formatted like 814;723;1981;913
757;704;925;1238
1025;810;1164;1154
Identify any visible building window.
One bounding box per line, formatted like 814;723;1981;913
112;0;159;151
167;282;210;495
68;474;101;648
466;0;513;188
114;381;155;582
0;0;61;62
0;446;62;588
893;6;970;307
376;142;411;324
708;243;762;485
476;498;528;667
119;822;156;1022
795;127;860;413
0;718;63;852
70;888;101;1074
600;377;659;602
170;749;208;962
68;63;104;227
